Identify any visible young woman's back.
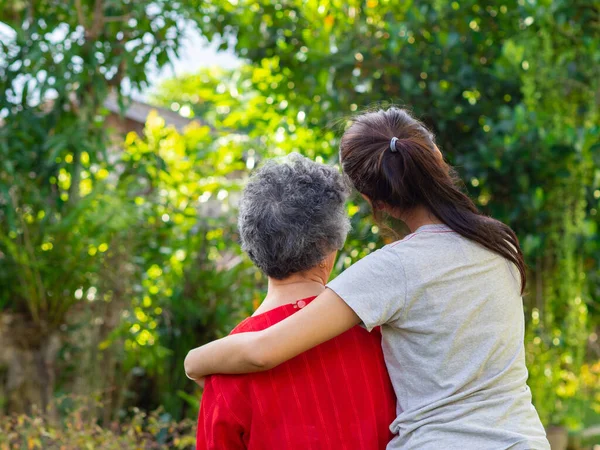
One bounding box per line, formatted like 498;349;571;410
328;223;548;449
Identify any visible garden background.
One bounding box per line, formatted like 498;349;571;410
0;0;599;448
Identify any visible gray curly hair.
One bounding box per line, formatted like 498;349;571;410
238;153;351;280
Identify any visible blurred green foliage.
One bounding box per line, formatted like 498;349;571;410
0;0;599;438
0;0;256;423
158;0;600;426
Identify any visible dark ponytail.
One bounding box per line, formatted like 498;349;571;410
340;107;527;294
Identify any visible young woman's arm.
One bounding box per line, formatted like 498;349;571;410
184;288;360;380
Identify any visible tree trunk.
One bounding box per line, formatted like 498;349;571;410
0;312;60;415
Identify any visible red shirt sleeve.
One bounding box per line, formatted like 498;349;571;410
196;377;247;450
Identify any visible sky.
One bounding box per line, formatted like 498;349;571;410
142;26;240;99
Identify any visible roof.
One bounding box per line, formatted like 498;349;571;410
103;95;196;132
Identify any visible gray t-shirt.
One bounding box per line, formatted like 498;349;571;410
327;224;549;450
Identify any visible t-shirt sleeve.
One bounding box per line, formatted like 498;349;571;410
196;377;247;450
327;247;407;331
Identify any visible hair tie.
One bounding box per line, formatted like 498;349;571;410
390;137;399;152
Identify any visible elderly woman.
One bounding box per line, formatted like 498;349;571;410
192;153;396;449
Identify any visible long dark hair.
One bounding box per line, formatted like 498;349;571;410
340;107;526;293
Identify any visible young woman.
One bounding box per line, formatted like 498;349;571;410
185;107;550;449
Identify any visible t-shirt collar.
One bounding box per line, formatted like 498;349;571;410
413;223;451;233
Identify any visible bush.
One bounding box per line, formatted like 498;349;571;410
0;397;195;450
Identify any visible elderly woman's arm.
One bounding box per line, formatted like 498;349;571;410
184;288;360;380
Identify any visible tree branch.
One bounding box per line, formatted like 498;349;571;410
27;0;34;27
86;0;104;39
104;14;131;23
74;0;86;28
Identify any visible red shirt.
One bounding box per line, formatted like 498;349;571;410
197;296;397;450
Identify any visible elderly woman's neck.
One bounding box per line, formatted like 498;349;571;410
253;271;328;316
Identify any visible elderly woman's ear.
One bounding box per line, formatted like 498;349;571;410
319;251;338;280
